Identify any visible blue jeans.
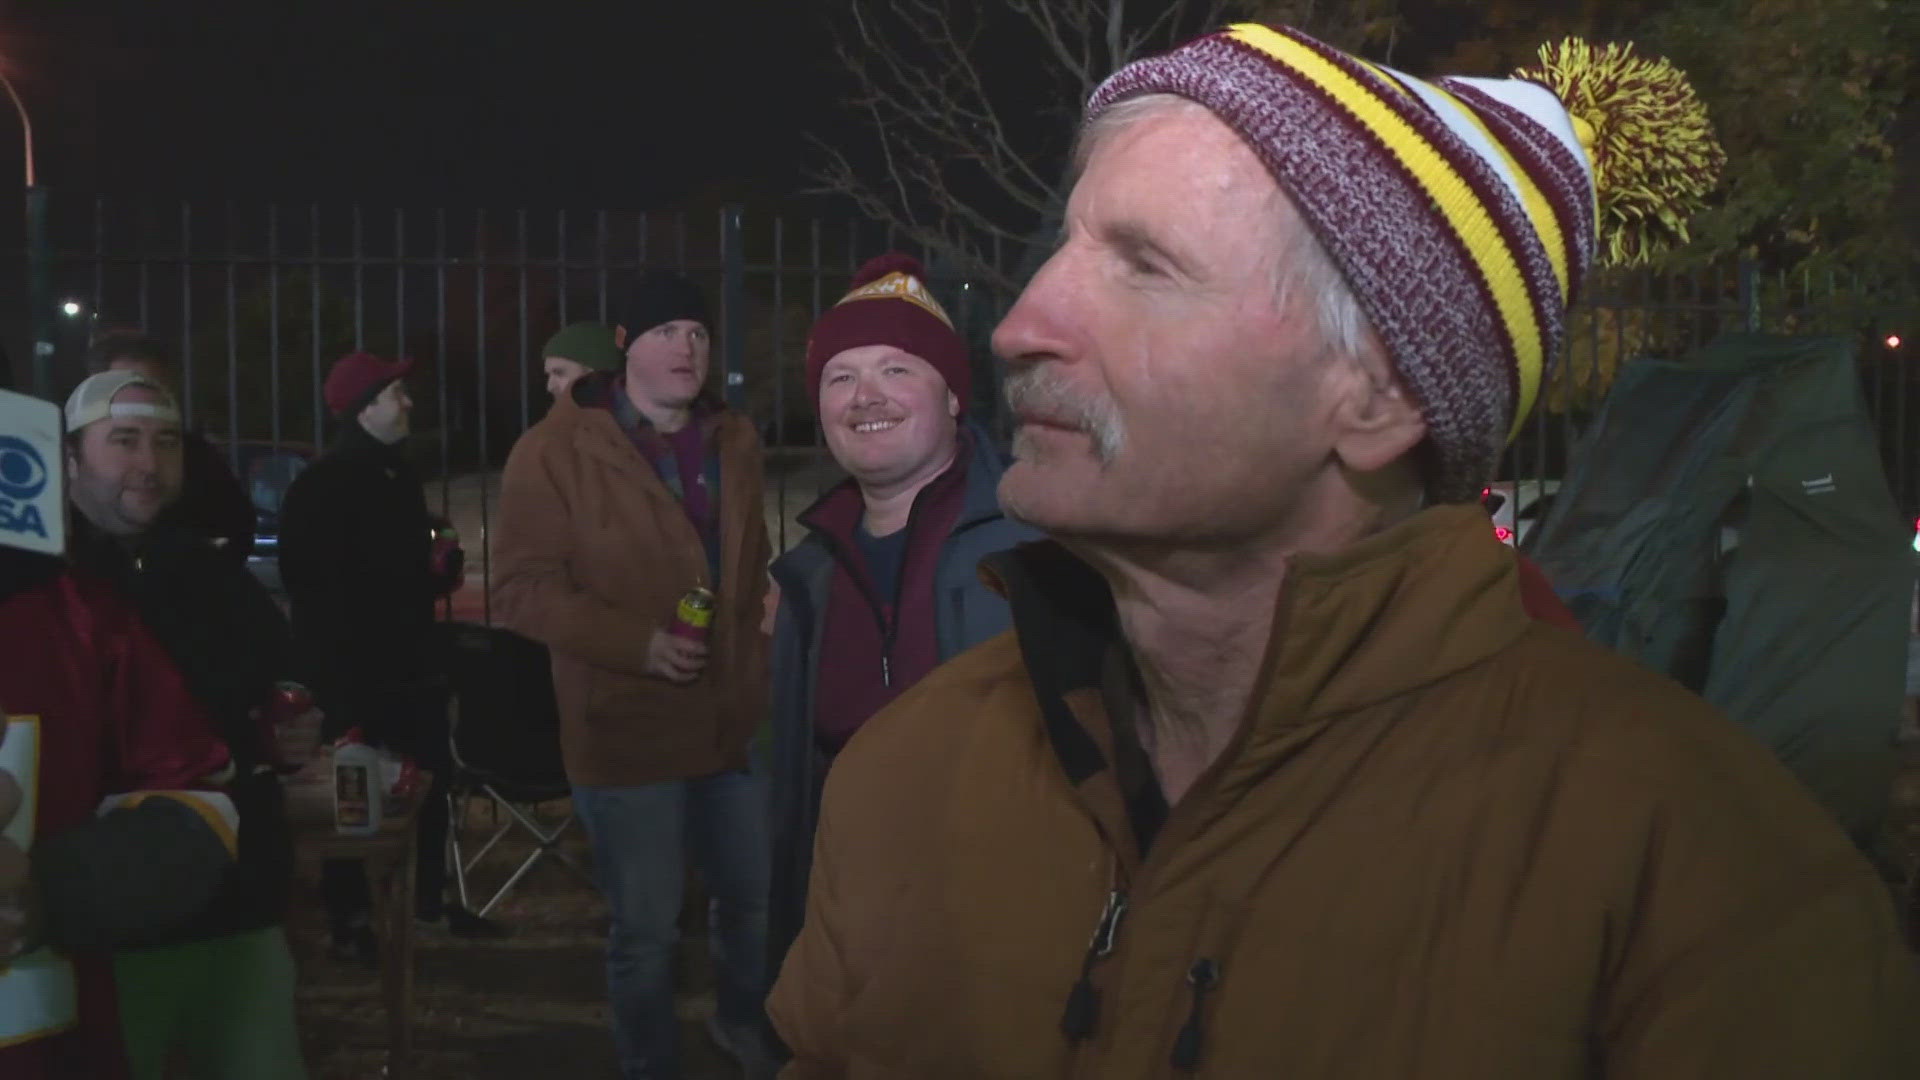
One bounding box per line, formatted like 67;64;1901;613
573;770;771;1080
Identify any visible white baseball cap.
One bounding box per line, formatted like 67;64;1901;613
63;370;182;433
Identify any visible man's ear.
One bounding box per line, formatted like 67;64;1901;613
947;389;961;419
1330;346;1426;475
613;325;629;350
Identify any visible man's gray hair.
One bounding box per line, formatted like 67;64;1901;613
1073;93;1374;365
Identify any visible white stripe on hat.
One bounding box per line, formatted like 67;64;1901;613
1386;69;1539;232
107;401;181;423
1446;76;1593;185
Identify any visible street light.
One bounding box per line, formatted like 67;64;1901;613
0;57;49;398
60;300;80;318
1888;334;1904;350
0;64;33;189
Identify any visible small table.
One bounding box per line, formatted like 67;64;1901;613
290;779;427;1078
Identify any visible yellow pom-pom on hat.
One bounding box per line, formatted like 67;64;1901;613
1518;38;1726;268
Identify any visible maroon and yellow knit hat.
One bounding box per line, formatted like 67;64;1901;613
805;253;971;410
1087;25;1724;501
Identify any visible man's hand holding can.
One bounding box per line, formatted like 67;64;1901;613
645;588;715;684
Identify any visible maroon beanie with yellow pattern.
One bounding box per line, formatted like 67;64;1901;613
804;254;971;411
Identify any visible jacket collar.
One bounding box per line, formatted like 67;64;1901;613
329;419;406;463
561;371;726;471
797;418;1011;543
982;504;1534;836
68;504;202;570
554;370;750;477
954;418;1016;532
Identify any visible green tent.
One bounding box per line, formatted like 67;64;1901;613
1532;334;1913;849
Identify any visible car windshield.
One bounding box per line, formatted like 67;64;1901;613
248;450;310;517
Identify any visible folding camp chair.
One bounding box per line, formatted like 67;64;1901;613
442;622;588;917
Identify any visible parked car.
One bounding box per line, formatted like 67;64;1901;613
220;441;316;596
1481;480;1561;548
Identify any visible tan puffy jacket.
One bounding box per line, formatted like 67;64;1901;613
770;506;1920;1078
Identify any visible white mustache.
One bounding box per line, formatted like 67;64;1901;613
1003;365;1125;464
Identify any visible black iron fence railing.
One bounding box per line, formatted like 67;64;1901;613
22;194;1917;616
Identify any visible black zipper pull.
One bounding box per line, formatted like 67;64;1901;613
1170;957;1219;1072
881;654;892;688
1060;889;1128;1042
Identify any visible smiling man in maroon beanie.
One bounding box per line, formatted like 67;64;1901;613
764;253;1037;993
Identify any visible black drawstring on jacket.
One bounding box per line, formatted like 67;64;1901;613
1060;889;1128;1041
1170;957;1219;1072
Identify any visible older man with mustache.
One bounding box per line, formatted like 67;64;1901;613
767;23;1920;1078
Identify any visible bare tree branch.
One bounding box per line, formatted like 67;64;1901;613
1004;0;1098;94
810;0;1243;288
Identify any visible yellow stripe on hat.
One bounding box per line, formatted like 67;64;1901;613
1407;83;1567;433
1349;56;1571;307
1226;24;1546;442
1398;79;1570;305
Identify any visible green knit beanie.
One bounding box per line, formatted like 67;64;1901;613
541;322;625;372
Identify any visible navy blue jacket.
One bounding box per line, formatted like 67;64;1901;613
766;420;1038;977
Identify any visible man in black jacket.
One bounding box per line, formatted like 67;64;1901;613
62;369;311;1078
277;352;491;956
83;331;257;565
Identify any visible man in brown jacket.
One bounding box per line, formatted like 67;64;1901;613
493;270;774;1080
768;24;1920;1079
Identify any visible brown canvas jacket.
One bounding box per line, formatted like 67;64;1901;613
769;505;1920;1078
491;377;771;787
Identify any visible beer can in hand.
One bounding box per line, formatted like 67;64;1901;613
670;587;716;643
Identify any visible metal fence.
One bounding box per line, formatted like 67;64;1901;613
30;193;1920;618
35;196;1022;623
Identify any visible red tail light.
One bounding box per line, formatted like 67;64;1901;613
1494;526;1514;542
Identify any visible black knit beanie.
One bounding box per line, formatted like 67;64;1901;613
616;270;710;346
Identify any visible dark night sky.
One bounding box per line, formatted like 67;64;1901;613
0;1;839;208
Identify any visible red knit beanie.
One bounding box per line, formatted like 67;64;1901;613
804;253;970;411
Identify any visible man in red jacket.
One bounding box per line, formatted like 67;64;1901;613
0;388;239;1080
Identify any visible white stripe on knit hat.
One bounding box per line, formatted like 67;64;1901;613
1387;74;1533;239
1392;72;1576;312
1448;77;1594;201
1348;57;1591;305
